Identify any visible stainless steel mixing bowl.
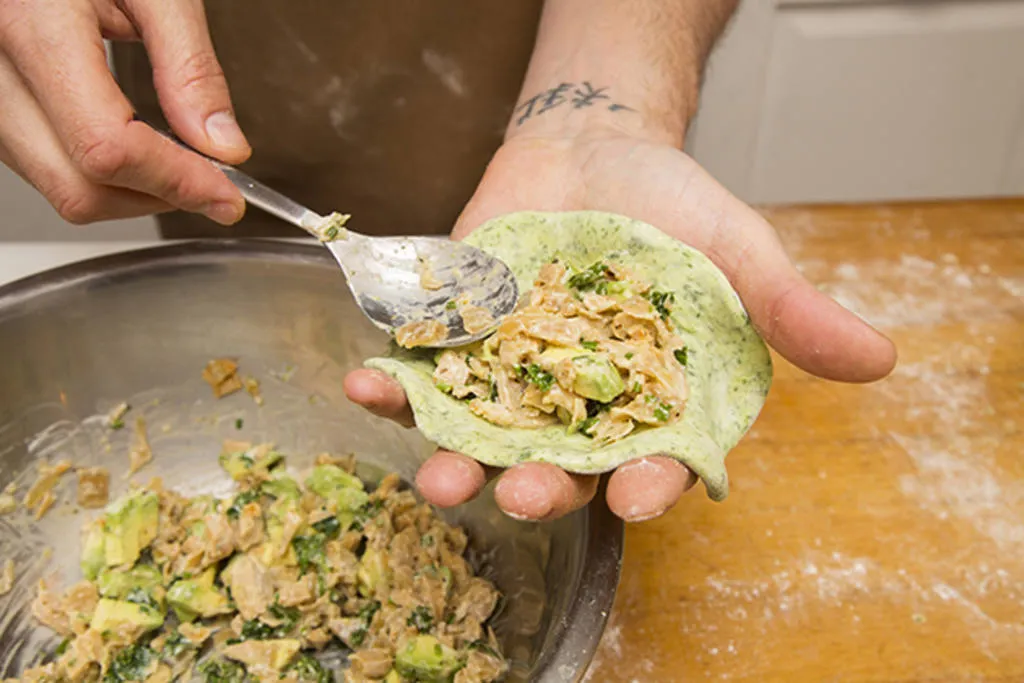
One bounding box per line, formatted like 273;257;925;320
0;240;622;681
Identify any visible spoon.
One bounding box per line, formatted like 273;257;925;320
154;127;519;348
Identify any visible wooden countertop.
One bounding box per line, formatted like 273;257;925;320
583;199;1024;683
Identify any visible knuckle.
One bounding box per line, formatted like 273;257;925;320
52;188;102;225
71;130;128;182
174;49;227;94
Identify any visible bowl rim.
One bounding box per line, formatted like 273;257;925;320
0;238;624;682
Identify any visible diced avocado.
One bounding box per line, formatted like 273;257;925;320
261;474;301;500
81;520;106;580
538;349;625;402
167;567;231;622
223;639;301;671
103;490;159;567
90;597;164;633
306;465;370;511
357;547;390;598
98;565;163;599
395;635;465;683
219;447;284;482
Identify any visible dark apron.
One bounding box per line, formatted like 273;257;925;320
114;1;543;238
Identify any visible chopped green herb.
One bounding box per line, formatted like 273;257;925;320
446;300;457;310
160;631;192;659
286;654;331;683
104;644;155;683
53;638;71;657
225;490;260;520
197;657;247;683
234;418;243;430
567;262;611;291
579;338;598;351
350;499;385;532
625;352;634;360
520;364;555;391
654;403;672;422
577;417;598;436
632;382;642;394
324;225;340;241
674;348;688;366
436;382;452;393
645;290;674;320
292;533;327;574
408;605;434;632
110;418;125;430
468;640;502;659
123;587;160;611
312;515;342;538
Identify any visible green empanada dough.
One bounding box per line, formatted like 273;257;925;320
365;211;772;501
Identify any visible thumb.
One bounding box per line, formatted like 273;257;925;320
125;0;251;164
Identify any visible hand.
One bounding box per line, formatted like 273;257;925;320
345;130;898;522
0;0;248;225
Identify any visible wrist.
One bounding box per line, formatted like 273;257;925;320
503;78;693;149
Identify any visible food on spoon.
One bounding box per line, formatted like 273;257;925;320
418;256;444;291
457;302;495;336
306;211;351;242
366;210;772;501
13;444;508;683
395;320;448;349
76;467;110;509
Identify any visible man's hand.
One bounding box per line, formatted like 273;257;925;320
0;0;248;225
345;131;898;522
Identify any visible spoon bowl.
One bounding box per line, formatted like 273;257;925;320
155;124;519;347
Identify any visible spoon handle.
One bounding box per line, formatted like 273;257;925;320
144;121;324;236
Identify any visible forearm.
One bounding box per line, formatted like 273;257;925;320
508;0;739;147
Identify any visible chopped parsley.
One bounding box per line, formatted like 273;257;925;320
350;600;382;646
519;363;555;391
436;382;452;393
632;382;642;394
235;604;300;641
350;499;385;532
292;533;327;574
234;418;243;430
226;490;260;520
653;403;672;422
104;644;155;683
645;290;674;320
674;348;688;366
579;338;598;351
577;417;598;437
197;658;247;683
160;631;192;659
312;515;342;538
123;587;160;611
567;262;612;291
408;605;434;632
446;300;457;310
625;352;634;360
286;654;332;683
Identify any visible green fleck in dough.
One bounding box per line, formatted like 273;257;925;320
365;211;772;501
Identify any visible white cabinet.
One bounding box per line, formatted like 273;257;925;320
689;0;1024;204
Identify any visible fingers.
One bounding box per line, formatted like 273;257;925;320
606;456;697;522
415;451;488;508
342;369;415;428
711;200;898;383
0;46;172;223
0;0;244;224
124;0;251;164
494;462;598;522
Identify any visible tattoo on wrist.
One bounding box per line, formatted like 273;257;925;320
513;81;633;126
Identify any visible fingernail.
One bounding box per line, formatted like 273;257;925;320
206;201;242;225
205;111;249;151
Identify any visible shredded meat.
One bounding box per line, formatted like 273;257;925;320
202;358;243;398
395;320;447;349
24;460;72;518
76;466;110;508
459;303;495;335
432;259;689;442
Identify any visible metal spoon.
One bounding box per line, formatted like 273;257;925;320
155;128;519;348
